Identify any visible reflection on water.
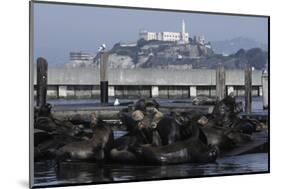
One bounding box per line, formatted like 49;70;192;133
34;153;268;187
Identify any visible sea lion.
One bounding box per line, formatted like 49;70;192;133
135;137;218;165
56;115;114;162
109;132;145;163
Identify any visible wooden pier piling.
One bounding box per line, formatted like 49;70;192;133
36;57;48;107
216;63;226;100
245;64;252;113
100;52;109;104
262;71;268;109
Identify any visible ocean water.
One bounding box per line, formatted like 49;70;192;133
33;153;268;187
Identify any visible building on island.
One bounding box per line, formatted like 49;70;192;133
67;52;94;67
193;35;205;45
139;20;189;43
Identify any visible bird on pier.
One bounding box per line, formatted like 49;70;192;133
98;44;107;52
114;98;120;106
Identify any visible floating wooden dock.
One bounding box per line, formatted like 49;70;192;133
51;103;215;120
239;112;269;123
52;103;268;123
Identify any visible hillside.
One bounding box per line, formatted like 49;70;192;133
211;37;267;55
68;39;268;70
98;39;214;69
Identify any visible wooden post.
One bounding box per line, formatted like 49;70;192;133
245;64;252;113
36;57;48;107
262;70;268;109
216;64;226;100
100;52;109;104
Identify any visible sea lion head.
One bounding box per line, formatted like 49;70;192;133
218;102;230;116
145;99;159;113
171;112;190;126
234;102;243;114
132;110;144;121
229;92;235;98
90;113;98;128
198;116;209;126
135;99;146;112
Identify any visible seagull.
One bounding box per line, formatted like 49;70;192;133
114;98;120;106
98;44;107;52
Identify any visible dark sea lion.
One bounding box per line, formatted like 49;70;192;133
135;137;218;165
201;126;236;150
207;94;258;135
34;129;53;147
109;130;148;163
34;103;52;118
56;117;114;162
110;148;139;163
201;125;254;152
120;109;207;147
35;134;81;161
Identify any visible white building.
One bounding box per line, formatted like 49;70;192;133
139;31;157;41
161;32;181;41
67;52;94;67
139;19;189;43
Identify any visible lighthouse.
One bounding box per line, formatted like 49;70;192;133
181;19;188;43
182;19;185;36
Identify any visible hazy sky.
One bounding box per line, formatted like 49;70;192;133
33;2;268;66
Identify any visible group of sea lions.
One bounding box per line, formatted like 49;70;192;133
34;106;113;162
34;94;266;166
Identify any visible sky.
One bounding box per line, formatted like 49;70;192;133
33;2;268;66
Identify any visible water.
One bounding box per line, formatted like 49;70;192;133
33;153;268;187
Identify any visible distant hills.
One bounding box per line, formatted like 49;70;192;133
211;37;267;55
198;48;268;70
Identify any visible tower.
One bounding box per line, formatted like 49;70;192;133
182;19;186;36
181;19;188;43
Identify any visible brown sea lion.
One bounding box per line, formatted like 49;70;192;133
135;137;218;165
56;114;114;162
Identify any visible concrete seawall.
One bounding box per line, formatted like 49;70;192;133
34;68;263;86
33;68;265;99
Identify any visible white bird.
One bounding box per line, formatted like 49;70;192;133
98;44;107;52
114;98;120;106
